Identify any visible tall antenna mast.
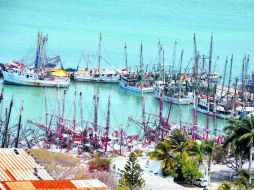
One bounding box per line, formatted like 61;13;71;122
227;55;233;96
124;43;128;71
193;33;199;78
172;41;177;72
158;40;161;72
98;33;102;71
221;57;228;97
162;48;165;83
140;41;144;73
179;49;184;127
206;33;213;140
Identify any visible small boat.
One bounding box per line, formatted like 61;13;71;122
197;97;236;119
73;34;119;83
119;73;154;93
3;68;70;87
119;42;154;93
74;69;118;83
3;32;70;88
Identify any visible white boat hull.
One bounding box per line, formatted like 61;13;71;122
197;107;235;119
154;89;193;105
3;71;70;88
74;73;119;83
119;80;153;93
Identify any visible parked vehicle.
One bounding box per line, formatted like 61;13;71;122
192;178;208;187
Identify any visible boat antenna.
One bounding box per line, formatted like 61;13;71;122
172;40;177;72
206;33;213;140
227;55;233;97
140;41;144;73
35;32;41;70
98;33;102;71
221;56;228;98
162;48;165;83
179;49;184;127
193;33;199;79
124;43;128;71
158;40;162;72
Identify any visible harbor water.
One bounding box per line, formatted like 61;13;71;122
0;0;253;133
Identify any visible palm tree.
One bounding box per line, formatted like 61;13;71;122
148;139;176;170
237;116;254;184
223;118;247;171
201;139;215;184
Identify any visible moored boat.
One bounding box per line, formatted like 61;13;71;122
3;32;70;88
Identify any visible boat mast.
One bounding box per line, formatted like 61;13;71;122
241;56;246;100
221;57;228;98
158;40;161;72
73;91;77;131
193;33;199;79
179;49;184;127
141;88;146;135
159;90;164;139
15;103;23;148
162;48;165;83
192;90;197;140
79;92;84;129
98;33;102;71
105;96;110;152
2;97;13;148
35;32;41;70
140;41;144;73
206;33;213;140
93;94;99;146
124;43;128;71
172;41;177;73
227;55;233;97
62;89;66;118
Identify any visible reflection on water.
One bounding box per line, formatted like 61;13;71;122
0;80;227;135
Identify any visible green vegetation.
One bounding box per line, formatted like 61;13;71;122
148;129;208;182
218;170;254;190
117;152;145;190
223;116;254;184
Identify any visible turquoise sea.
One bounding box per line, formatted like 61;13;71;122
0;0;253;133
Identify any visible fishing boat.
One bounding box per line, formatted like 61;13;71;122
119;43;154;93
154;50;193;104
3;32;70;88
73;34;119;83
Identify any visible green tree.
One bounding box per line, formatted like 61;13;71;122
223;118;247;171
181;158;202;181
148;139;176;171
201;139;215;184
238;116;254;184
118;152;145;190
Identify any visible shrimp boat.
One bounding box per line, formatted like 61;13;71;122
119;43;154;93
154;50;193;104
3;32;70;88
73;34;119;83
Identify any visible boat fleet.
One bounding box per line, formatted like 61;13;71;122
1;32;254;121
